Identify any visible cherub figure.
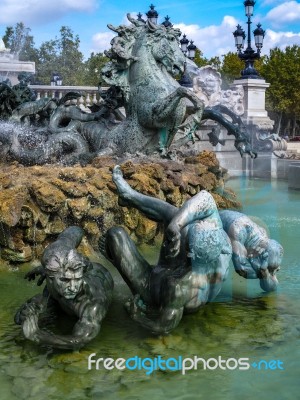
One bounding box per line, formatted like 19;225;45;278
193;66;222;107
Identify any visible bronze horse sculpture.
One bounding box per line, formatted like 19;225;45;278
2;14;256;165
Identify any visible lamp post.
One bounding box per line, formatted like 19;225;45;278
179;35;197;88
180;35;197;60
233;0;265;79
187;40;196;60
137;12;146;23
146;4;158;24
180;34;189;55
162;15;173;28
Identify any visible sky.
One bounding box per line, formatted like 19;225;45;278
0;0;300;60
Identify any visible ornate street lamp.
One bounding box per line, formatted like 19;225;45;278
137;12;146;23
179;35;197;88
178;63;193;88
180;34;189;55
180;35;197;60
146;4;158;24
244;0;255;16
162;15;173;28
233;0;265;79
253;23;265;50
233;24;246;52
187;40;196;60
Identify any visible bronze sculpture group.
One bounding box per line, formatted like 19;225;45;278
3;14;282;349
15;166;283;348
1;15;257;165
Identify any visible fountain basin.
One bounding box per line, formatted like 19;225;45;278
288;163;300;189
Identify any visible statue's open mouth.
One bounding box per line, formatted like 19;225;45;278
64;292;78;299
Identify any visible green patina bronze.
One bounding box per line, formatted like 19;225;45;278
1;15;256;165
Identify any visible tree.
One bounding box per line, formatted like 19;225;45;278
193;48;210;68
2;22;38;63
261;45;300;136
36;26;85;86
83;52;109;86
193;49;221;69
208;56;221;70
193;49;221;73
219;52;244;88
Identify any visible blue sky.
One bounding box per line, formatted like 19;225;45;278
0;0;300;60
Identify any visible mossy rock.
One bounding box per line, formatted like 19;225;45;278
0;151;240;264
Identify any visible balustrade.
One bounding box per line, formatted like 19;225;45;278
29;85;109;108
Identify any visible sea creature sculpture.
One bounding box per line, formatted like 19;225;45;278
15;226;113;349
100;166;283;334
219;210;283;292
100;165;232;334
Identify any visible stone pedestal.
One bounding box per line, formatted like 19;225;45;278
0;52;35;85
288;163;300;189
191;123;247;177
232;78;274;130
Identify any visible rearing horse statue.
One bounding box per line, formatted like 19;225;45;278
98;15;204;154
94;14;254;157
7;14;256;165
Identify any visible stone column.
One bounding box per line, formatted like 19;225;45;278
231;78;289;179
231;78;274;130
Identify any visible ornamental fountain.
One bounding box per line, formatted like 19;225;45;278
0;5;284;347
0;11;258;266
0;6;299;400
0;38;35;85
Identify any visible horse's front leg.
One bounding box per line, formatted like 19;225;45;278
152;87;202;121
152;87;204;150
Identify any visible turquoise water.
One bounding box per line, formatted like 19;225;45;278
0;178;299;400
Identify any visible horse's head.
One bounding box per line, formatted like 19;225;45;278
147;22;185;77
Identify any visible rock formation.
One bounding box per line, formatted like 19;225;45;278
0;151;240;264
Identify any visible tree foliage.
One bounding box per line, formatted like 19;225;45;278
219;52;244;87
83;52;109;86
193;48;209;68
193;49;221;70
261;46;300;114
260;45;300;136
2;22;38;63
36;26;85;85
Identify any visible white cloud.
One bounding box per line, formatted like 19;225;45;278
263;28;300;52
174;16;239;58
265;1;300;27
91;31;114;53
90;12;138;53
89;10;300;58
172;14;300;58
0;0;97;25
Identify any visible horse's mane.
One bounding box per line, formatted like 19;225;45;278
101;14;181;101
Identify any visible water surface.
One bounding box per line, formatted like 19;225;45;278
0;177;299;400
